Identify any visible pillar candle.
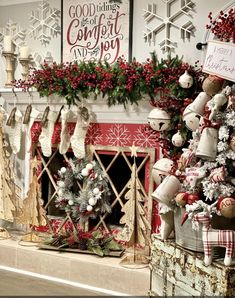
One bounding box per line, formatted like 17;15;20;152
3;35;12;52
19;46;30;59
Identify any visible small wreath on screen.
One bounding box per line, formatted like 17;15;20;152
55;157;111;222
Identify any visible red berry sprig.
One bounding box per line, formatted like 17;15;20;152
206;9;235;42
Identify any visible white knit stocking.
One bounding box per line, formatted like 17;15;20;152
59;107;73;155
70;111;89;159
39;110;58;157
25;108;40;152
8;108;22;154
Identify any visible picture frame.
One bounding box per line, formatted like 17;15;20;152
61;0;133;64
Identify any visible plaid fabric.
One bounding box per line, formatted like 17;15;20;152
194;213;235;258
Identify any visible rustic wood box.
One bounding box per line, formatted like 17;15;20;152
150;234;235;297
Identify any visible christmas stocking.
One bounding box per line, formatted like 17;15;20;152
39;110;58;157
59;107;73;155
70;109;90;159
25;108;40;152
8;108;22;154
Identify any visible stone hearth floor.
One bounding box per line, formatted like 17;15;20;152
0;237;150;296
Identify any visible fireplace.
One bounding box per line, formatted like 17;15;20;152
31;122;158;233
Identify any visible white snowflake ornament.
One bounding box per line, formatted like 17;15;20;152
28;1;61;46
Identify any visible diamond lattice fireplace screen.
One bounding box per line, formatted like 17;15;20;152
35;145;155;232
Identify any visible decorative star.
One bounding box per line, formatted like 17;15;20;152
129;143;138;158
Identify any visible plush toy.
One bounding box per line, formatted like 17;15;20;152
193;211;235;266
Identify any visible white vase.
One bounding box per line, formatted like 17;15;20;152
196;127;218;160
152;175;181;206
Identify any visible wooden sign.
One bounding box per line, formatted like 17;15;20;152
62;0;132;64
203;40;235;82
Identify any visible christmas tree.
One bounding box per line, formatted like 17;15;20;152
117;145;151;267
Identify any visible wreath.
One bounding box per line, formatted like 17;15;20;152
55;157;111;222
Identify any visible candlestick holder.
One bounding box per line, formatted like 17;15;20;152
2;51;17;88
19;56;33;81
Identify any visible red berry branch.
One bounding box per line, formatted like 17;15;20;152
206;9;235;43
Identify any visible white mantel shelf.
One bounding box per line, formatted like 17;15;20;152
0;89;152;124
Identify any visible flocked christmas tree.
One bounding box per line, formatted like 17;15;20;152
117;145;151;267
175;83;235;217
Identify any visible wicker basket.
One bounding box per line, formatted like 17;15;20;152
174;207;204;252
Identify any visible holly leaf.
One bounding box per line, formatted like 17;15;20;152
105;239;123;251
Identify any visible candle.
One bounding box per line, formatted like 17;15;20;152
19;46;30;59
3;35;12;52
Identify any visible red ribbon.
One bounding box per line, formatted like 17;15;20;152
200;117;220;132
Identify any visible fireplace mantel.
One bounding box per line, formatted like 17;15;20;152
0;89;152;124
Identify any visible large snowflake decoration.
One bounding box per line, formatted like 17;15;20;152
143;0;195;52
105;124;131;147
133;125;159;148
28;1;61;46
85;124;103;145
0;19;27;49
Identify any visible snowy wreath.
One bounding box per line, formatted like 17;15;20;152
55;158;112;222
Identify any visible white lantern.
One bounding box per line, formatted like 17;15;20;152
147;108;171;131
183;105;201;131
172;131;185;147
179;70;193;89
152;158;174;185
188;92;211;115
196;127;218;160
152;175;181;207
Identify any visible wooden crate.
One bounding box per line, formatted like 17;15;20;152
150;234;235;297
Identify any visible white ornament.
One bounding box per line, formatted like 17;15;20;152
60;167;67;174
179;70;193;89
81;168;89;176
86;205;93;212
93;187;100;195
88;198;97;206
148;108;171;131
68;200;74;206
209;93;228;121
172;131;185;147
152;158;174;185
183;105;201;131
86;163;93;170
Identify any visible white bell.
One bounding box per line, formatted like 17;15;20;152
187;92;211;115
88;198;97;206
148;108;171;131
196;127;218;160
152;158;174;185
183;105;201;131
172;131;185;147
152;175;181;207
179;70;193;89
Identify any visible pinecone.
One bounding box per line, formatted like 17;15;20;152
77;238;88;250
